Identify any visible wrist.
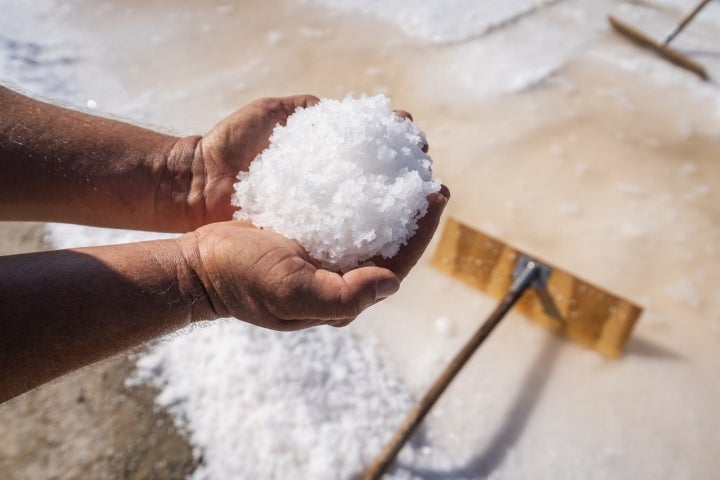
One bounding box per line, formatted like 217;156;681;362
154;134;207;232
174;231;227;322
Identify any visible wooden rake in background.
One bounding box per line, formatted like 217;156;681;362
608;0;713;80
360;218;643;479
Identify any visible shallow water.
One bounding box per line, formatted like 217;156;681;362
3;0;719;478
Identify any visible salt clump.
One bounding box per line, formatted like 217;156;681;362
232;94;441;271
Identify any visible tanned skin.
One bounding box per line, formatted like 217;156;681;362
0;86;449;403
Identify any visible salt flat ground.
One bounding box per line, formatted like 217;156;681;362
0;0;718;478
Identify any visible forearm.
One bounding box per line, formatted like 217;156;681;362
0;239;212;402
0;86;204;232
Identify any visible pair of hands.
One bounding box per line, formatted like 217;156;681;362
178;95;449;331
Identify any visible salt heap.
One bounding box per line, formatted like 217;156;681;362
232;94;441;271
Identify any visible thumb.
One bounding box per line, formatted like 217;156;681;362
294;266;399;324
316;267;399;328
343;266;400;302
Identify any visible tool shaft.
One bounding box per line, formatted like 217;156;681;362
359;261;540;480
608;15;709;79
662;0;713;45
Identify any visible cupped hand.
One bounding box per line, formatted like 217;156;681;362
193;95;320;226
187;96;430;229
178;187;449;331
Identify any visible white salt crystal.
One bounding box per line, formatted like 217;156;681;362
232;94;441;271
131;322;418;480
434;316;453;336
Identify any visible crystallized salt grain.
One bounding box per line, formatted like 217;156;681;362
232;94;441;271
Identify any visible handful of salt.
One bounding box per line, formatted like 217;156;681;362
232;94;440;271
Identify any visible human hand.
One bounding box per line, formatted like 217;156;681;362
191;95;320;227
184;97;429;230
178;187;449;330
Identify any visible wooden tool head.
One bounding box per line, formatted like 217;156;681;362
608;15;709;80
432;218;642;357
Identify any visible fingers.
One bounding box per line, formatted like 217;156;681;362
288;94;321;107
274;94;320;126
374;185;450;279
394;109;413;121
270;265;399;327
269;185;448;330
312;266;399;319
394;109;428;152
204;94;320;172
343;266;400;301
323;268;400;328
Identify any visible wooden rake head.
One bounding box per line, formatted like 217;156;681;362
432;217;642;357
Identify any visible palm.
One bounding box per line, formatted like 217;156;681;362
192;221;382;330
188;184;447;330
197;95;320;225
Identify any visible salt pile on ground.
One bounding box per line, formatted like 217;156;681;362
232;94;440;271
131;322;420;479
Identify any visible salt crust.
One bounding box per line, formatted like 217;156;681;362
232;94;441;271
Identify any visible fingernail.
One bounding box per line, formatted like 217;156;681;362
376;279;400;299
440;184;451;200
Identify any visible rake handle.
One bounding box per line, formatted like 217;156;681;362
359;261;540;480
663;0;713;44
